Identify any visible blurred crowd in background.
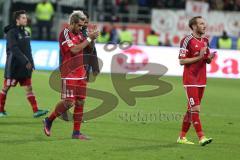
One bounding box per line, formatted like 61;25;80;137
0;0;239;49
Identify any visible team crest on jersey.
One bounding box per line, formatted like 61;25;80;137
24;31;31;38
72;37;76;41
18;33;23;39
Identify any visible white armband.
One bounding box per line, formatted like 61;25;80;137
86;37;92;43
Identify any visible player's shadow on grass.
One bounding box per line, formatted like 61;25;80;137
92;133;178;149
0;135;70;145
112;143;178;152
0;121;41;125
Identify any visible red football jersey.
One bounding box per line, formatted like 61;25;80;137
179;34;210;86
59;27;86;79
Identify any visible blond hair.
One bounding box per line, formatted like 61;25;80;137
68;10;86;24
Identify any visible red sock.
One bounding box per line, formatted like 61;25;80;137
73;104;84;132
0;91;7;112
48;100;72;121
26;92;38;112
180;111;191;138
191;111;204;139
48;112;57;122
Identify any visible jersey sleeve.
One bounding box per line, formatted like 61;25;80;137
59;29;74;53
178;37;189;59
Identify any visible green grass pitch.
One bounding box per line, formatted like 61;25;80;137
0;69;239;160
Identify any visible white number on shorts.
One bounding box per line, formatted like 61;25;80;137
66;90;74;97
189;97;195;106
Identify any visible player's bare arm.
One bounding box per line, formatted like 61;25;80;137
70;31;98;54
206;51;216;64
88;25;98;53
179;47;206;65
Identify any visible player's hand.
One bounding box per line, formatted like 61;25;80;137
208;51;216;60
91;25;97;32
88;30;99;40
199;47;207;58
26;62;32;70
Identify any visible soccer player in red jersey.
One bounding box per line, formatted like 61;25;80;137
43;11;98;140
177;16;215;146
0;10;48;118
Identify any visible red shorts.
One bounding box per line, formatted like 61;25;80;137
184;87;205;110
4;78;32;87
61;79;87;100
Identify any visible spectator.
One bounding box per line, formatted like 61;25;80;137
149;0;165;9
119;25;133;43
223;0;235;11
237;34;240;50
209;0;224;10
103;0;115;21
35;0;54;40
128;0;138;22
165;0;185;9
164;37;172;47
235;0;240;11
119;0;129;22
217;31;233;49
146;30;159;46
138;0;148;7
97;26;110;43
109;23;119;44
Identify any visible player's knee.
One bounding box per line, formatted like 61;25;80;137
191;105;200;112
2;86;10;93
25;85;33;93
63;99;75;109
